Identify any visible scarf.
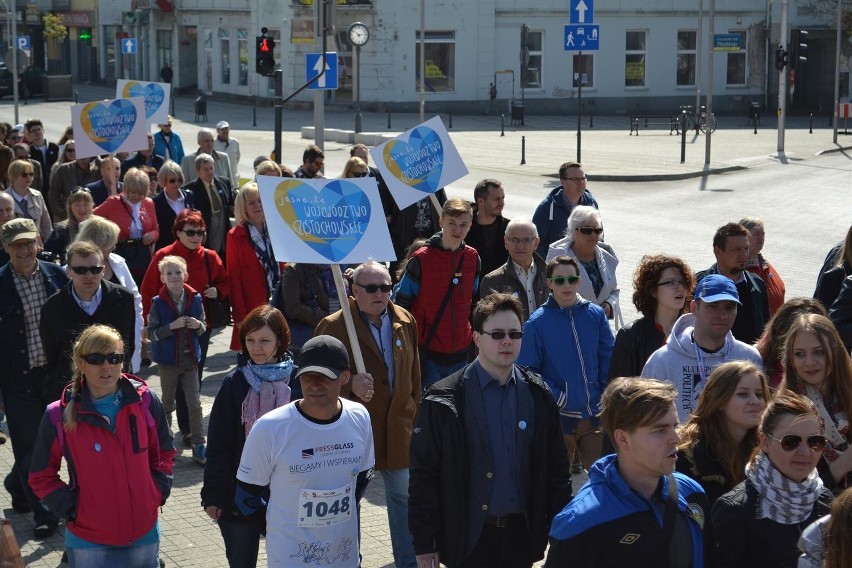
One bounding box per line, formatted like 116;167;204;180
746;452;823;524
248;223;279;295
794;379;850;461
241;359;293;435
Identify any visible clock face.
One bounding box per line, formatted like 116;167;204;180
349;23;370;46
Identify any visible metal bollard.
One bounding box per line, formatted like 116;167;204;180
448;113;453;129
74;89;78;104
680;112;687;164
253;96;257;127
387;111;391;129
589;108;593;129
501;114;505;137
809;113;813;134
521;136;526;165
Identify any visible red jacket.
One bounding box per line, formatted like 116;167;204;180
140;241;230;326
225;224;270;351
93;195;160;244
29;377;176;546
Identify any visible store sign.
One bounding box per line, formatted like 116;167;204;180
60;11;94;27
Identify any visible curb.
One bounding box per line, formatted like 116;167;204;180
588;165;748;182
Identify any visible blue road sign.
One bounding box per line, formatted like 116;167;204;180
569;0;594;24
16;36;30;51
306;52;339;90
121;38;137;55
564;25;600;51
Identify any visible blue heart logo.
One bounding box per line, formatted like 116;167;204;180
80;99;138;153
123;82;165;120
274;179;371;262
383;126;444;193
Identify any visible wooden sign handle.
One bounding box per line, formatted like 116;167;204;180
331;265;367;374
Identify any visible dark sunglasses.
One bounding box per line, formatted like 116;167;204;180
354;171;368;177
765;432;827;452
480;330;524;340
65;148;76;153
357;283;393;294
182;229;206;237
20;172;34;178
166;178;181;184
70;187;91;195
82;352;125;365
69;265;104;275
577;227;604;236
549;275;580;286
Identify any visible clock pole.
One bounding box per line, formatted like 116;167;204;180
354;44;362;133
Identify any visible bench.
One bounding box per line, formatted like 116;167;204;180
629;114;678;135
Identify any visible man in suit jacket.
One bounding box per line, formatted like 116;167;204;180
182;153;232;261
25;120;59;216
180;129;232;183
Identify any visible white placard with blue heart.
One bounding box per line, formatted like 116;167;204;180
369;115;469;210
258;175;397;264
116;79;171;125
71;97;149;160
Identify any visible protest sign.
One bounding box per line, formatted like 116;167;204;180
116;80;171;124
71;97;149;159
370;115;468;210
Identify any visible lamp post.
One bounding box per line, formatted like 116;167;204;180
419;0;425;122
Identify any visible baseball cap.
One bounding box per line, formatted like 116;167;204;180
2;218;38;244
294;335;350;380
216;121;230;130
693;274;741;304
12;124;23;133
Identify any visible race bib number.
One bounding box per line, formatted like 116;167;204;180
298;484;353;528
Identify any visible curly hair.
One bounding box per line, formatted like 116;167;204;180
631;254;695;318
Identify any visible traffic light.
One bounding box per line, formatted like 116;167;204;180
775;44;787;71
79;28;92;42
789;29;809;70
256;34;276;76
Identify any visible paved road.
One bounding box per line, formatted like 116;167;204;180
0;86;849;567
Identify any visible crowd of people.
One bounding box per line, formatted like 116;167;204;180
0;116;851;568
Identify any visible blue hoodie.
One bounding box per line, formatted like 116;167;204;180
531;186;599;257
517;294;614;429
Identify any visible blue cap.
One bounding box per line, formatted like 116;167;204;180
693;274;741;304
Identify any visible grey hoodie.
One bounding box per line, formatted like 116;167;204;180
641;313;762;421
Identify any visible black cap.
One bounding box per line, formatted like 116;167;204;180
294;335;350;380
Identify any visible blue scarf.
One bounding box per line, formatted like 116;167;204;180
241;358;293;435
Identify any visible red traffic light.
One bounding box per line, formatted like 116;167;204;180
260;38;271;53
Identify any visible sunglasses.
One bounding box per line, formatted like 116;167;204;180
20;172;35;178
81;352;125;366
657;279;687;289
577;227;604;236
166;178;181;184
764;432;827;452
354;171;368;177
69;265;104;275
480;330;524;340
66;148;76;153
182;229;206;237
70;187;91;195
357;283;393;294
549;275;580;286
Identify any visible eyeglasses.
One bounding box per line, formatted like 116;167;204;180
69;265;104;275
657;279;687;289
764;432;827;452
561;176;588;182
81;352;125;366
549;275;580;286
357;283;393;294
507;237;535;245
166;178;181;184
577;227;603;236
353;171;368;177
20;172;34;178
480;330;524;340
182;229;206;237
66;148;75;154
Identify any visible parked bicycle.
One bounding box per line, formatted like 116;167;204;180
677;105;718;134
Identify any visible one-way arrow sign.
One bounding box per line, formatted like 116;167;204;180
121;38;137;55
305;52;339;90
570;0;594;24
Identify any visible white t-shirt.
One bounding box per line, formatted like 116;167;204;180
237;398;374;567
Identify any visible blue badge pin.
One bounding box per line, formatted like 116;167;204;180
94;443;102;452
396;339;402;347
518;421;527;430
452;277;459;284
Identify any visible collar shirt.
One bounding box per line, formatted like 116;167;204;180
12;266;49;368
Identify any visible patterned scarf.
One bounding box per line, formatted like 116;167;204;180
746;452;823;524
793;379;850;461
248;223;280;296
241;359;293;435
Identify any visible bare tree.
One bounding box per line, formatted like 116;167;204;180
799;0;852;33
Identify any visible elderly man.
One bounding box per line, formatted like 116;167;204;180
153;116;185;164
183;154;233;260
479;219;549;322
315;261;421;568
532;162;599;257
181;128;233;184
0;218;67;537
466;179;511;277
48;156;99;221
695;222;770;345
214;121;240;187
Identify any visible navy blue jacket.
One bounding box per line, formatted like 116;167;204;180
546;454;715;568
149;285;204;365
152;189;195;251
0;261;68;394
532;186;598;257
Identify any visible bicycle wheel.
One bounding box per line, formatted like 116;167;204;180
698;113;718;134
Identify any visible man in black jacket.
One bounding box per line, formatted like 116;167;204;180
183;153;233;262
40;241;136;389
466;178;510;277
408;293;572;568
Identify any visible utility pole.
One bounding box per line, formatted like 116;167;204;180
777;0;788;152
696;0;702;113
11;0;19;124
832;0;842;144
419;0;425;122
704;0;714;165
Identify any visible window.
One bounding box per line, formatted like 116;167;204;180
625;31;646;87
677;31;697;86
522;30;543;89
238;29;248;86
415;31;455;92
572;54;594;88
219;29;230;84
726;31;747;86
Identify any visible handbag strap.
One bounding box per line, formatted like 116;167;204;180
422;252;465;351
657;473;680;568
